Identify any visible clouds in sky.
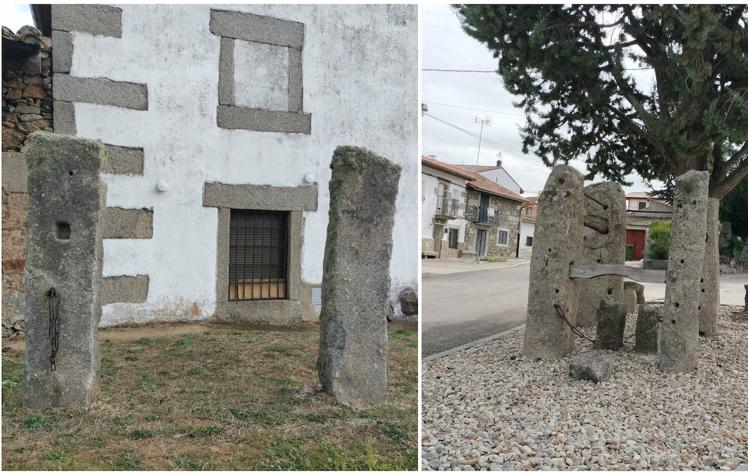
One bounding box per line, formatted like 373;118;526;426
2;4;33;32
421;4;654;195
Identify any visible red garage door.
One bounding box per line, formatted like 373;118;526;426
626;229;646;260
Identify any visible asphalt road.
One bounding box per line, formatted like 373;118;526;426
422;263;530;356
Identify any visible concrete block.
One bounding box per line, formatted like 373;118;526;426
102;275;149;304
217;105;311;134
23;132;106;408
210;9;304;49
51;30;72;74
51;4;122;37
576;182;626;327
318;146;401;405
594;295;626;350
53;75;148;111
699;197;720;337
523;165;584;359
102;207;153;239
202;182;318;211
657;170;709;373
636;304;660;353
53;101;76;135
103;145;144;175
218;37;234;105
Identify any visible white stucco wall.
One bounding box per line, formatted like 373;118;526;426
519;220;535;258
68;4;418;325
422;174;437;240
479;168;522;195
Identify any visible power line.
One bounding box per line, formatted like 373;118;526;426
422;68;498;73
425;100;526;117
423;111;517;158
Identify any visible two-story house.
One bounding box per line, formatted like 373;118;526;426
422;156;526;259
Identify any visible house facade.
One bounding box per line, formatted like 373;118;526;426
421;156;472;258
624;192;673;260
421;156;526;259
4;4;418;328
518;195;537;259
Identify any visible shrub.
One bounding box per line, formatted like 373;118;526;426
647;221;671;260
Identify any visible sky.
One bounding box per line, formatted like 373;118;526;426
3;4;33;31
421;4;655;195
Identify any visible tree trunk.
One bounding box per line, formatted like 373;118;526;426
699;197;721;337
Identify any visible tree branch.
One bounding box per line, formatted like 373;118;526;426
711;144;748;198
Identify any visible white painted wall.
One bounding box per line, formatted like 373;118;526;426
69;4;418;325
478;168;522;195
519;220;534;259
421;170;468;246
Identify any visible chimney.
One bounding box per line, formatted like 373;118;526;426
496;160;502;167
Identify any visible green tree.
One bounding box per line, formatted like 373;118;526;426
646;221;672;260
456;4;748;198
720;174;748;238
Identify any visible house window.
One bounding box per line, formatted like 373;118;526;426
638;201;647;210
448;228;459;249
526;236;533;247
497;228;509;246
229;210;288;300
478;194;489;223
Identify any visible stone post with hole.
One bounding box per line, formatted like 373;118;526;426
657;170;709;373
23;132;107;408
318;145;401;405
698;197;720;337
523;165;584;359
576;182;626;327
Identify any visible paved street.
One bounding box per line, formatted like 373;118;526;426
422;258;748;357
422;261;530;356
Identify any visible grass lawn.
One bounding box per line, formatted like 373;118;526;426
1;323;417;470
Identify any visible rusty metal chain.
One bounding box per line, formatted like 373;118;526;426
554;303;636;346
47;287;60;371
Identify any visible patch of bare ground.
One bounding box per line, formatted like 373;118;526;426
2;324;417;470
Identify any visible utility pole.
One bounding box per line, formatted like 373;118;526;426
473;116;491;164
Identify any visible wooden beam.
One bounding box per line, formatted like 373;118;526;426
569;264;667;284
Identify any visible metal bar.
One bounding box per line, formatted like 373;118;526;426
569;264;667;283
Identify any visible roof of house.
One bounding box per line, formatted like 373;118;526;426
460;163;525;194
421;155;475;181
422;156;526;203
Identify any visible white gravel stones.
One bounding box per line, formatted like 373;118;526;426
422;306;748;470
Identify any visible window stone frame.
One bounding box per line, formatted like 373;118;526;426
210;9;311;134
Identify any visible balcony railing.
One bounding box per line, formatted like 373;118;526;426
435;195;462;218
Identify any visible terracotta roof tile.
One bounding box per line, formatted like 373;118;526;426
422;156;526;203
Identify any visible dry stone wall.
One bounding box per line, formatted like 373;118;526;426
2;27;53;338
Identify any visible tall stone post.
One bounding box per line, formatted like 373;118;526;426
698;197;720;337
657;170;709;373
23;132;107;408
576;182;626;327
318;146;401;405
523;165;584;359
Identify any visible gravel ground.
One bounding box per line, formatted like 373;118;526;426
422;306;748;471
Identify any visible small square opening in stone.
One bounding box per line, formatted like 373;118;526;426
56;222;71;240
233;40;289;110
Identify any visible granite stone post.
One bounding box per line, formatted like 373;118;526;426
318;146;401;405
594;295;627;350
635;304;661;354
23;132;106;408
657;170;709;373
698;197;720;337
576;182;626;327
523;165;584;359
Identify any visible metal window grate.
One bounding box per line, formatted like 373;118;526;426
229;210;288;301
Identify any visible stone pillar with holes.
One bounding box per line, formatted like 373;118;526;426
523;165;585;359
698;197;720;337
657;170;709;373
23;132;106;408
318;145;401;405
576;182;626;327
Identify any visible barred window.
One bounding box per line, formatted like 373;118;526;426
228;210;288;300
